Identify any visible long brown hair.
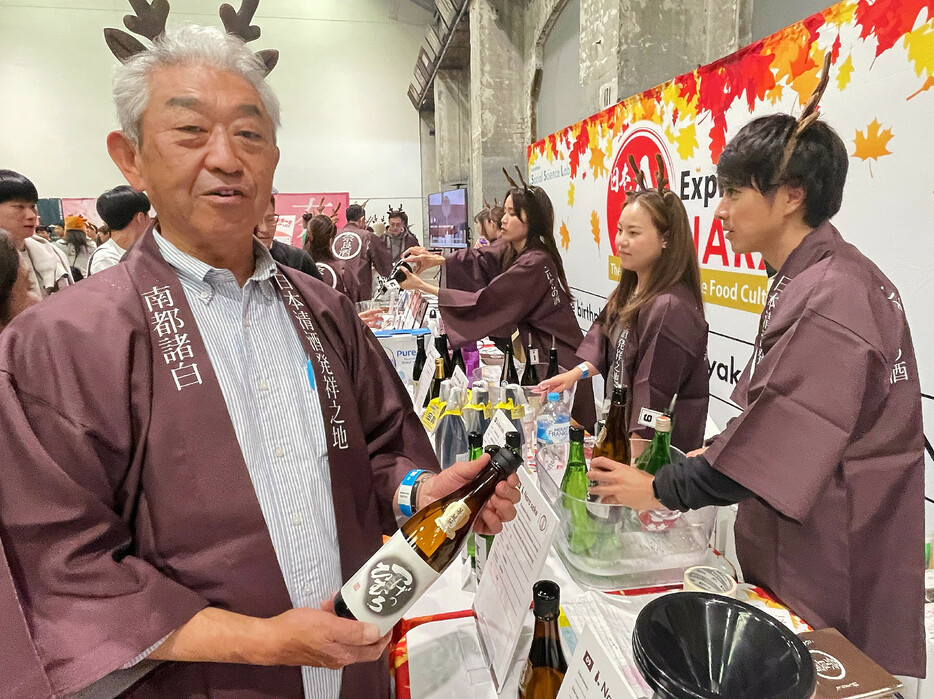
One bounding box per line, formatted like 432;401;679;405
501;186;571;297
303;214;337;262
604;189;703;330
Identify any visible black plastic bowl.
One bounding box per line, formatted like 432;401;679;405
632;592;815;699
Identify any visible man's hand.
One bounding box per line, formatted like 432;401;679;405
416;454;521;535
259;601;391;669
587;456;662;510
686;446;708;458
149;604;389;669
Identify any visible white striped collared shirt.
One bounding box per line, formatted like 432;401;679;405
154;231;342;698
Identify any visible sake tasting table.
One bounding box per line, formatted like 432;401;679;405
396;545;812;699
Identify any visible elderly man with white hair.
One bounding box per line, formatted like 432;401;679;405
0;8;519;699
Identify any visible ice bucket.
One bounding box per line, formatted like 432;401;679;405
536;443;716;590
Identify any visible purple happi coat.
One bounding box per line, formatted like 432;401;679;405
575;282;709;451
0;230;438;698
330;225;393;302
439;245;596;429
704;221;925;677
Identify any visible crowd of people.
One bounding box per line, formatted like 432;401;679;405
0;12;925;699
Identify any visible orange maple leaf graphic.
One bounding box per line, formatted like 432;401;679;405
559;221;570;251
589;143;609;179
590;211;601;250
852;119;894;177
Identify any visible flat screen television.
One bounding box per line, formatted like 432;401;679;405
427;188;468;248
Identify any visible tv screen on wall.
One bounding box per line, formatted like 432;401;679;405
427;188;468;248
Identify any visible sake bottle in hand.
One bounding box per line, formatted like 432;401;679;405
333;446;523;634
519;580;568;699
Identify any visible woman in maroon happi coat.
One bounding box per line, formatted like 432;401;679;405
538;160;708;453
400;175;596;429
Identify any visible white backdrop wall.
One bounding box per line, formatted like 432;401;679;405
0;0;428;237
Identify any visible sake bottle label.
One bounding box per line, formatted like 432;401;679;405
337;530;441;635
435;500;471;539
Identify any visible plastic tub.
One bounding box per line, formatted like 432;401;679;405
536;442;716;590
632;592;816;698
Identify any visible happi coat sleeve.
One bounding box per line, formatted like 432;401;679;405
366;230;394;278
437;250;552;343
701;222;925;677
627;287;708;450
441;240;506;292
0;296;209;695
575;313;610;377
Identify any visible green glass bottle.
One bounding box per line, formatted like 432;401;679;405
560;426;596;555
634;415;672;475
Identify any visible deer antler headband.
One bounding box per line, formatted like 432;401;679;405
104;0;279;74
776;52;832;180
624;153;670;200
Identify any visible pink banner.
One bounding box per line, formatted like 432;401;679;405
274;192;350;248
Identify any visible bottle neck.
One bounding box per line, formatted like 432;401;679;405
568;440;585;467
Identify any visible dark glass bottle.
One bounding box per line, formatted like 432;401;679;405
500;341;520;386
518;580;568;699
592;385;630;465
505;430;521;457
423;357;445;409
435;334;452;378
452;347;466;375
412;334;427;386
520;335;540;387
560;426;596;555
545;335;560;380
334;446;523;634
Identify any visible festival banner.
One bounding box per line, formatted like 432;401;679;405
528;0;933;437
274;192;349;248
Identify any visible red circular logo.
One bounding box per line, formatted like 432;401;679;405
606;127;674;256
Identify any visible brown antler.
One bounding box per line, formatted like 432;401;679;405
124;0;169;41
627;154;648;192
104;0;169;63
778;52;832;178
502;167;520;190
329;201;342;224
654;153;669;193
513;166;530;190
220;0;261;42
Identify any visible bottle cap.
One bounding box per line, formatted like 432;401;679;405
655;415;672;432
569;426;584;442
468;431;482;449
547;392;560;402
532;580;561;619
491;443;522;475
504;431;521;450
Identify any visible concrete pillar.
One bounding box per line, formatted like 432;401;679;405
468;0;529;214
433;68;471;187
578;0;752;104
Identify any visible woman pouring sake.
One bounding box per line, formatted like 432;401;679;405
537;155;708;456
400;169;596;429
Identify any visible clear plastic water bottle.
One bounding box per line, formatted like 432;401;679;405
536;392;570;449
